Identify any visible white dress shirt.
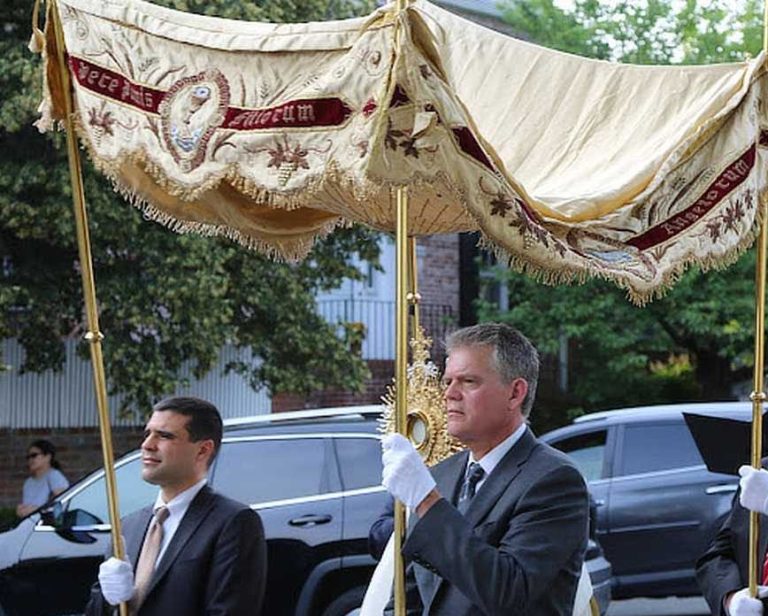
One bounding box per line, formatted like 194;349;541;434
150;477;207;566
467;422;527;494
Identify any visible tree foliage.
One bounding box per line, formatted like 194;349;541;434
0;0;378;414
485;0;764;424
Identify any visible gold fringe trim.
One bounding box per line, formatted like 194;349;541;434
64;97;765;304
476;182;767;307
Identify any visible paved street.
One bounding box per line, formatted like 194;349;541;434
607;597;710;615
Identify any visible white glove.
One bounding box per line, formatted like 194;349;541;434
728;586;768;616
98;556;134;605
381;433;436;509
739;465;768;514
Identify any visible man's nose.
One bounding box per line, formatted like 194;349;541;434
142;434;156;450
444;382;460;400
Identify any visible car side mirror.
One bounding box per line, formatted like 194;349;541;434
53;508;104;544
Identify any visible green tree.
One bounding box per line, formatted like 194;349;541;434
0;0;378;414
485;0;764;427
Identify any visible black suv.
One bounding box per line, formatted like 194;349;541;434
0;406;388;616
541;401;748;601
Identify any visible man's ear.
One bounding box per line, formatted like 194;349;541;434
508;378;529;410
197;439;215;464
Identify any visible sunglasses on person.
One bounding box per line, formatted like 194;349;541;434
26;452;42;460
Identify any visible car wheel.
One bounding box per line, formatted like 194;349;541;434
321;585;367;616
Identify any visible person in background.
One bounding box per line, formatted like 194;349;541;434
16;439;69;518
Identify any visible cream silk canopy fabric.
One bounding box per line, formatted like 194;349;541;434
34;0;768;301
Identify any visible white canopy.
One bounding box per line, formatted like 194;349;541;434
34;0;768;301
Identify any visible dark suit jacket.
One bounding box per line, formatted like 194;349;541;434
369;495;395;561
85;485;267;616
398;427;589;616
697;489;768;616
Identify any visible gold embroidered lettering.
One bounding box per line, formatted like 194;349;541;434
297;104;314;122
733;160;751;176
715;179;731;190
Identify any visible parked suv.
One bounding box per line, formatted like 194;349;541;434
0;405;612;615
541;401;749;600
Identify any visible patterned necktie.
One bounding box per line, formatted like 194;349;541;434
132;506;170;612
458;462;486;514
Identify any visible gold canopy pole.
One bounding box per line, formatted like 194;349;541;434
393;186;410;616
748;4;768;598
391;0;410;612
748;203;767;597
49;4;127;614
407;237;421;333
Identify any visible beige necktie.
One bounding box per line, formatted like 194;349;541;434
131;506;170;613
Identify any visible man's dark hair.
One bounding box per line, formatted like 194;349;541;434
29;439;63;471
152;396;223;466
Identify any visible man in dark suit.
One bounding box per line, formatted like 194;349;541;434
381;323;589;615
697;464;768;616
86;396;266;615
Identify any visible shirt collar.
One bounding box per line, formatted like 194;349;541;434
469;422;527;477
152;477;207;516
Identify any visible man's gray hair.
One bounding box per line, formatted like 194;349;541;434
445;323;540;418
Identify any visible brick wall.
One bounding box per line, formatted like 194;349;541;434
272;360;395;412
0;426;144;510
417;234;459;315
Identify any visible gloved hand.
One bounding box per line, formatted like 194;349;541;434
739;465;768;514
98;556;134;605
382;433;436;509
728;586;768;616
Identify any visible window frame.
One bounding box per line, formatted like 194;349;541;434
613;419;705;479
548;425;617;482
330;433;384;493
208;434;343;508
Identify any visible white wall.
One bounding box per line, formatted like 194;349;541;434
0;339;270;429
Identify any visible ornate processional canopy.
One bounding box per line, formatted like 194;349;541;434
32;0;768;302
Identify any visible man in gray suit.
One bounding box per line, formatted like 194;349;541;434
382;323;589;615
86;396;266;615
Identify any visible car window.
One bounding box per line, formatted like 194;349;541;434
618;422;702;476
334;437;382;490
212;438;334;504
64;456;156;522
550;430;607;481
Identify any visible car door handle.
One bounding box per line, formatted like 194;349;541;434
289;514;333;527
705;484;738;495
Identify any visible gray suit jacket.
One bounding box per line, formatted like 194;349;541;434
85;485;267;616
400;428;589;615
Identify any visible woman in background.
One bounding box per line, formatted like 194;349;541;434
16;439;69;518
